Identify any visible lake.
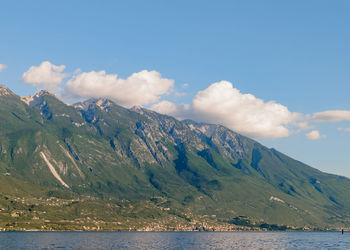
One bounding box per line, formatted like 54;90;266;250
0;231;349;249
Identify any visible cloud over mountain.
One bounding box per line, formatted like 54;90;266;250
192;81;298;138
22;61;68;91
151;81;298;138
22;62;345;140
150;101;191;120
65;70;174;107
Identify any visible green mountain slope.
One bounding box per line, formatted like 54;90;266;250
1;83;350;230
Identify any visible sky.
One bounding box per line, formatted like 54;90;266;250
0;0;350;176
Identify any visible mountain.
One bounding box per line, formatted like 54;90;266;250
1;83;350;231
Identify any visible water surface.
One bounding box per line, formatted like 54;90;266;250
0;231;349;249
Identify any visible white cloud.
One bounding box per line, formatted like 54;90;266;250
191;81;298;138
0;64;7;72
182;83;189;88
65;70;174;107
22;61;68;91
311;110;350;123
152;81;298;138
296;121;311;130
306;130;322;140
150;101;190;120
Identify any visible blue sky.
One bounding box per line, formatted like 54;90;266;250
1;0;350;176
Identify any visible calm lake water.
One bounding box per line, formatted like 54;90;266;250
0;231;349;249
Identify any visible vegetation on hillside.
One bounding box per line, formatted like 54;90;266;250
1;84;350;231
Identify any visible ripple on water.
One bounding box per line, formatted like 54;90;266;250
0;231;349;249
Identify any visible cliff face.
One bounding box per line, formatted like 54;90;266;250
1;84;350;228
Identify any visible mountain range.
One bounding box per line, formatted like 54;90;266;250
0;83;350;231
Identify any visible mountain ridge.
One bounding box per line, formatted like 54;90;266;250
1;84;350;230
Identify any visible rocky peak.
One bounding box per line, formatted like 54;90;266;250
74;99;101;124
96;98;112;112
36;90;55;97
130;105;144;114
21;90;57;107
183;119;249;158
74;98;99;111
183;120;217;137
0;84;14;96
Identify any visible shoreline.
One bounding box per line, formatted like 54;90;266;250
0;228;345;233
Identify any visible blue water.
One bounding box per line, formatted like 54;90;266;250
0;231;349;249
